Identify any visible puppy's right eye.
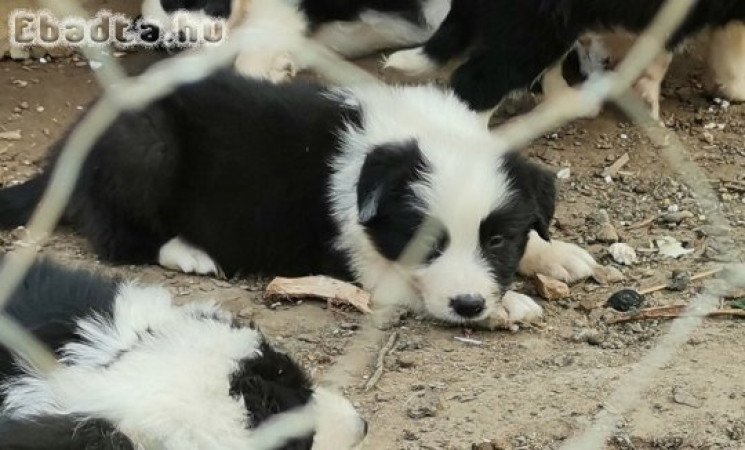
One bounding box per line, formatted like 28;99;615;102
424;232;449;263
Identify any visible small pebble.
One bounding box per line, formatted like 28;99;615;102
608;289;645;312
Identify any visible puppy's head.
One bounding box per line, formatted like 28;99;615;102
356;141;555;324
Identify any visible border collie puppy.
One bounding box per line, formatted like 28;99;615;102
0;259;366;449
384;0;745;113
0;72;596;325
139;0;451;81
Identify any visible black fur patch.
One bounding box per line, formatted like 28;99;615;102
0;415;134;450
229;341;315;449
0;259;117;383
357;140;430;261
300;0;426;29
477;153;556;291
0;73;357;279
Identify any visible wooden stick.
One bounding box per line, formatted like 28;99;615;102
364;331;398;392
638;267;723;295
602;152;630;178
627;215;659;230
607;305;745;324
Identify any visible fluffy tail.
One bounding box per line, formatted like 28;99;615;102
0;173;49;229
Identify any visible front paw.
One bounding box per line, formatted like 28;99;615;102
519;232;597;283
382;47;437;76
234;51;297;83
480;291;543;331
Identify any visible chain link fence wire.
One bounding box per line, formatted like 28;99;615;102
1;0;743;447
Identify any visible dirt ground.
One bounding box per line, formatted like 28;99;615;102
1;46;744;450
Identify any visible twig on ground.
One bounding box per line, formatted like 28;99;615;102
638;267;723;295
608;305;745;324
602;152;630;180
627;215;659;230
363;331;398;392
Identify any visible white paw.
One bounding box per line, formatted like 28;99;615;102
382;47;436;76
234;51;297;83
481;291;542;330
519;231;597;283
498;291;543;322
158;237;219;276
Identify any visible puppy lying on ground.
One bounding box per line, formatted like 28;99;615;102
384;0;745;114
0;73;596;326
139;0;450;81
0;259;366;449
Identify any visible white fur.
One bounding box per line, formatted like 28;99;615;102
312;387;367;449
328;84;514;323
314;0;450;58
518;231;597;283
158;236;219;275
232;0;309;80
496;290;543;322
383;46;438;75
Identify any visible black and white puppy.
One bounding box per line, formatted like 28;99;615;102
0;73;595;325
0;259;366;449
139;0;450;81
384;0;745;112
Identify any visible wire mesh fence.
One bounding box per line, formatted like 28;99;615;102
1;0;744;448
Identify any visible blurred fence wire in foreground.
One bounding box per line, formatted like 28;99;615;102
1;0;743;448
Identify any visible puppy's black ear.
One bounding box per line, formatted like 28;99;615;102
503;152;556;241
357;140;424;224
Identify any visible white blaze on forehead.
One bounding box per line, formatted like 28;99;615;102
417;146;513;250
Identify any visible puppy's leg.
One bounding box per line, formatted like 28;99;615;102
632;51;672;121
383;46;439;76
539;60;602;119
704;23;745;102
234;50;298;83
518;230;597;283
449;38;573;112
158;236;220;276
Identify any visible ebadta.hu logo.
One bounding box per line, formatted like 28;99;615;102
9;9;228;48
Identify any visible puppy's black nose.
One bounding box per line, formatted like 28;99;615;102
449;294;486;318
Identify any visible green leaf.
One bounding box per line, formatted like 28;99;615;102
732;298;745;310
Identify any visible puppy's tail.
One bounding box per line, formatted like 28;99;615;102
0;172;49;229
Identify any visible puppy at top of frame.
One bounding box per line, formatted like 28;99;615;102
0;259;367;450
384;0;745;115
0;72;597;327
139;0;451;81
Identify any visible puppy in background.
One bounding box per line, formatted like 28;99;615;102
0;259;367;450
384;0;745;116
139;0;451;82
